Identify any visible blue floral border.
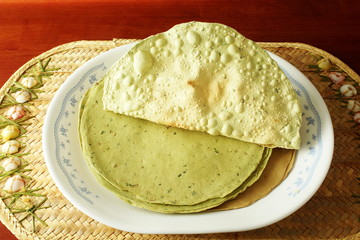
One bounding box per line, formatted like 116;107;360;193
281;67;323;197
54;63;106;204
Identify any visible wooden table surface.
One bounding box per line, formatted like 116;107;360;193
0;0;359;239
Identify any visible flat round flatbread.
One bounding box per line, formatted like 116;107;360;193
78;80;273;212
87;149;270;213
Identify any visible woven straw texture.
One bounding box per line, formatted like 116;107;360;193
0;39;359;240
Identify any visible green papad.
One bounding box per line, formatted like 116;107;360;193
78;80;272;213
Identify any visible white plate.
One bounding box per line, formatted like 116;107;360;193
42;43;334;234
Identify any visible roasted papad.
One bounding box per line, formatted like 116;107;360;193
102;21;302;149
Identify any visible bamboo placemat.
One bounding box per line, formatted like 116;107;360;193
0;39;359;240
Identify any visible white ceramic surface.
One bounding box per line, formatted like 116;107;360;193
43;43;334;234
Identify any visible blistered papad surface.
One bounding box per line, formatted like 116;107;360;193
102;21;302;149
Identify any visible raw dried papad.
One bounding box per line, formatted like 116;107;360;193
102;21;302;149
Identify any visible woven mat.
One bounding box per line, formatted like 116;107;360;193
0;39;359;240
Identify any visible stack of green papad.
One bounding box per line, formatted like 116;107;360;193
78;22;301;213
79;81;272;213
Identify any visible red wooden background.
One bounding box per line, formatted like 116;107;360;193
0;0;359;239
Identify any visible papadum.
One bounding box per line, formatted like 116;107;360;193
102;21;302;149
79;81;274;212
78;21;301;213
